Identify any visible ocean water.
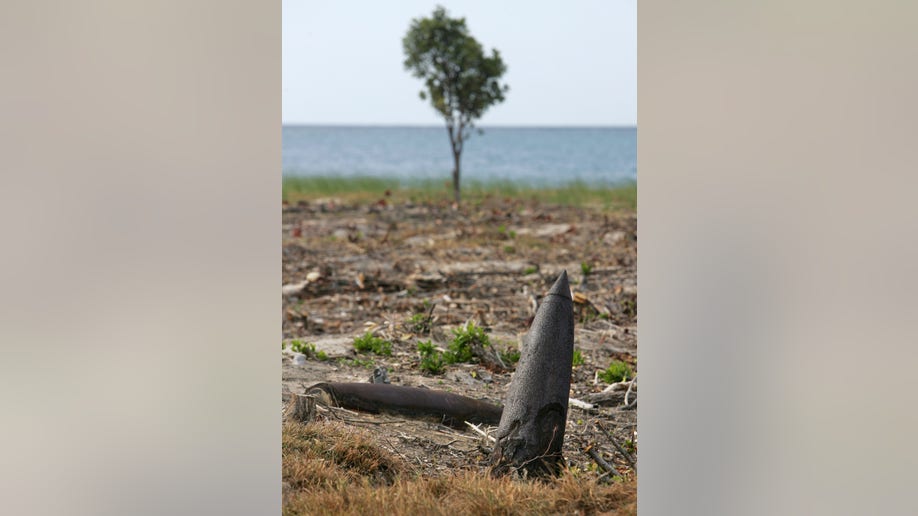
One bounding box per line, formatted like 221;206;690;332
282;125;636;187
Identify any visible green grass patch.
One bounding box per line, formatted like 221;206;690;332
289;339;329;361
463;179;636;210
572;348;585;367
407;312;432;334
282;176;636;210
290;339;313;354
353;332;392;356
446;320;489;364
599;360;634;383
282;176;397;201
417;340;446;374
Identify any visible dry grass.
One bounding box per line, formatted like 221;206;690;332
283;421;636;516
282;421;405;490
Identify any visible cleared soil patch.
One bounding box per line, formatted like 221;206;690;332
282;193;637;513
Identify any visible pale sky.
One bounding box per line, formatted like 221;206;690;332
283;0;636;126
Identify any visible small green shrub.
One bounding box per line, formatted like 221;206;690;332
523;265;538;275
599;360;634;383
447;321;489;364
624;439;636;454
353;332;392;356
580;262;594;276
290;339;314;355
417;340;445;374
572;349;585;367
290;340;330;361
407;312;431;334
499;347;521;365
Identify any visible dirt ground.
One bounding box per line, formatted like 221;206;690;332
281;193;637;481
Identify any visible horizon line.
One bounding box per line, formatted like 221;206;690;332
283;122;637;129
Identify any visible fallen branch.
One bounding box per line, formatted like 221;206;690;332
435;424;480;441
281;281;308;297
624;375;637;406
584;445;622;480
597;421;636;472
585;390;626;406
471;337;507;371
568;397;595;410
585;378;635;407
421;301;436;334
465;421;496;443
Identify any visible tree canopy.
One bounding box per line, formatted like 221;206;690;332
403;6;509;204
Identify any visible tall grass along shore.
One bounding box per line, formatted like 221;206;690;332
282;176;636;211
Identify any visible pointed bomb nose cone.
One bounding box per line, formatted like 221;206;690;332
528;269;573;351
491;269;575;477
546;269;571;301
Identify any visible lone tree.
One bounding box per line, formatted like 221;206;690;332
403;6;509;204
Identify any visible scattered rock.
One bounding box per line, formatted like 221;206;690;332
515;223;572;237
603;231;626;245
371;367;390;384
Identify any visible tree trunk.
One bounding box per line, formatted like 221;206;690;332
490;271;574;477
451;148;461;205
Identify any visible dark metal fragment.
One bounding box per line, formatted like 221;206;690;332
306;381;502;427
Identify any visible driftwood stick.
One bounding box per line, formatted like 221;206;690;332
624;375;637;406
568;397;595;410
